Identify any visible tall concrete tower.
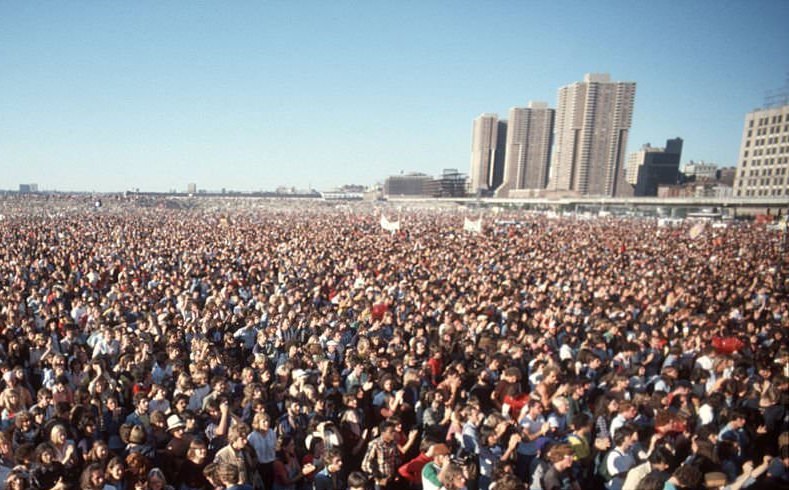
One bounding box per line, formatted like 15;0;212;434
469;113;501;194
496;102;554;197
549;73;636;196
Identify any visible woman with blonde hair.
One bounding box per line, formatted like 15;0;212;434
0;388;27;430
248;411;277;490
49;424;78;469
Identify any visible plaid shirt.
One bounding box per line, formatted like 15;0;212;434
362;436;400;481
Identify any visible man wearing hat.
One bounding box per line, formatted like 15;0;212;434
165;414;191;460
421;443;451;490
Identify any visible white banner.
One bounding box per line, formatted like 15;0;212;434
381;214;400;231
464;216;482;233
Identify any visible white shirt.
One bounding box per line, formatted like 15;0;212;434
517;413;545;456
248;428;277;463
605;448;635;490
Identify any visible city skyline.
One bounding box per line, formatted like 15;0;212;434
1;1;787;192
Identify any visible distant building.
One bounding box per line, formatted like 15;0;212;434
549;73;636;197
733;103;789;198
434;169;468;198
631;138;683;196
187;183;197;194
469;114;502;195
658;182;730;198
682;161;718;181
496;102;555;197
716;167;736;187
384;173;435;197
19;184;38;194
321;184;368;201
626;144;663;186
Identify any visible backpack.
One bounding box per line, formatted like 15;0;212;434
596;449;620;482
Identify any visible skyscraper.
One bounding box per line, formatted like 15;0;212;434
496;102;554;197
491;120;508;191
469;113;501;194
733;103;789;198
549;73;636;196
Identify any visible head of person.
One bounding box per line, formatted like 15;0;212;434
228;423;250;450
546;444;575;472
325;448;343;474
187;438;208;463
79;462;105;490
105;456;125;482
439;462;467;490
218;462;241;486
613;425;636;450
147;467;168;490
347;471;369;490
380;420;398;443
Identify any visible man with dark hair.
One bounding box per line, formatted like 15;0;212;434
718;410;750;461
603;425;637;490
347;471;369;490
664;463;702;490
621;446;671;490
362;421;401;490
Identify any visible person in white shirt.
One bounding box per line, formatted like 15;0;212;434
609;401;637;442
604;425;637;490
247;411;277;490
517;399;550;483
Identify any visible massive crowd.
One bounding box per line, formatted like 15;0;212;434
0;196;786;490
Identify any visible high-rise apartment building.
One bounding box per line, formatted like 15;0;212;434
495;102;555;197
549;73;636;196
469;113;501;194
733;104;789;198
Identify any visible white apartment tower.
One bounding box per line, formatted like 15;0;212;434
469;113;500;193
495;102;555;197
733;103;789;198
549;73;636;196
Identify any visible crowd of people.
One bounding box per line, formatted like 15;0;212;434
0;196;786;490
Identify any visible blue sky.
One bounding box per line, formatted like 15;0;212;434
1;1;787;192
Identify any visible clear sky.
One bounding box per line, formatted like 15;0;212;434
1;1;787;192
